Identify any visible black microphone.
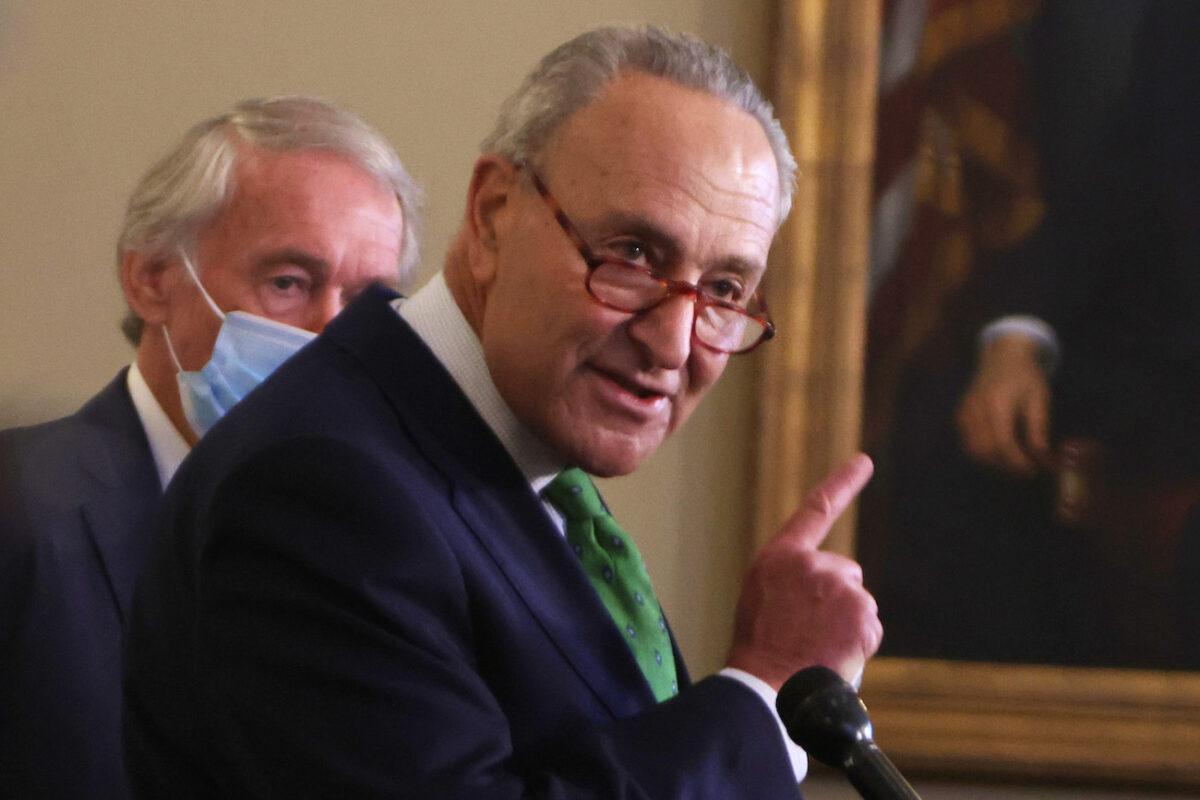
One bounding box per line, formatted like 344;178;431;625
776;666;921;800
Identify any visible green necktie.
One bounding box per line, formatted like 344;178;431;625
544;467;679;702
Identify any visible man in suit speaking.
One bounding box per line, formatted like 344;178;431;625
126;28;881;798
0;96;418;798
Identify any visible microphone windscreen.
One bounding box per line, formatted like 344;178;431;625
775;665;874;768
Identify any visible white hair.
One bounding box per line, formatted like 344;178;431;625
480;25;796;224
118;96;421;343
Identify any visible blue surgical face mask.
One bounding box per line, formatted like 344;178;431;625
162;250;317;438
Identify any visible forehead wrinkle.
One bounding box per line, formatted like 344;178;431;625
584;160;778;239
641;179;776;274
692;169;778;227
550;92;779;219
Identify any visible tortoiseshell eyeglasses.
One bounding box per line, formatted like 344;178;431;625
524;168;776;355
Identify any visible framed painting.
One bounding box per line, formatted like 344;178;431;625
758;0;1200;790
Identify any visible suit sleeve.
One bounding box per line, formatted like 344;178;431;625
971;0;1184;335
170;436;799;799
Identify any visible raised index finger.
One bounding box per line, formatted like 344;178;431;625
775;453;874;551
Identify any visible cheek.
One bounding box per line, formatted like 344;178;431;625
484;254;626;399
526;289;618;365
170;302;225;370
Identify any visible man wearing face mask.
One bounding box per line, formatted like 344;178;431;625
0;96;419;799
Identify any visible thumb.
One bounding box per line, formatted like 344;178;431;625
775;453;873;551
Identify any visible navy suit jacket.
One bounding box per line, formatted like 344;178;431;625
125;285;800;799
1;371;160;799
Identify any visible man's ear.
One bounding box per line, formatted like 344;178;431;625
120;250;174;326
464;155;520;286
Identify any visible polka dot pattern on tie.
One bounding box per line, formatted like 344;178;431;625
544;467;679;702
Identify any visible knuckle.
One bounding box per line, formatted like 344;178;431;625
796;548;821;569
804;488;833;517
866;620;884;654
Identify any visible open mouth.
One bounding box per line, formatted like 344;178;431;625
629;384;664;401
592;366;669;404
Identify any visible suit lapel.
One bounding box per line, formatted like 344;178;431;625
449;467;658;717
81;486;159;626
326;287;657;717
669;624;691;689
77;373;163;625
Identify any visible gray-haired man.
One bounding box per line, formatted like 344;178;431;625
0;96;418;799
127;30;879;798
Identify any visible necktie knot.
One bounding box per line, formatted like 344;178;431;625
544;467;607;521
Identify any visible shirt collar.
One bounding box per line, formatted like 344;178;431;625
126;362;190;489
395;271;564;493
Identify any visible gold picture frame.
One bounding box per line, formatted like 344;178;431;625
861;658;1200;788
759;1;1200;790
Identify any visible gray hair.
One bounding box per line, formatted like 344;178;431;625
118;95;421;344
480;25;796;224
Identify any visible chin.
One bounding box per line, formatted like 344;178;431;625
579;456;640;480
564;431;663;479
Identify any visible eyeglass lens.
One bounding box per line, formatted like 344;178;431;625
587;261;766;353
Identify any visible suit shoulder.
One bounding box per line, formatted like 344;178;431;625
0;414;90;503
0;417;90;595
0;376;149;544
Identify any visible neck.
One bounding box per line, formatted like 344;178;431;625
136;329;199;447
443;236;487;337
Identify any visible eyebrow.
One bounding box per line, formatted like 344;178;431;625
580;211;766;279
254;248;404;296
254;248;331;279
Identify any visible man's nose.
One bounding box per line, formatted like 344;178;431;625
627;292;695;370
308;290;345;333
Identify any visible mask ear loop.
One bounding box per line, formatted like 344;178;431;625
162;248;225;374
161;324;185;373
178;248;226;321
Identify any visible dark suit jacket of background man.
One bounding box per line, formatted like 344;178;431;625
125;284;801;798
1;371;159;799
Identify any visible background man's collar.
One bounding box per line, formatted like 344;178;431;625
126;362;190;488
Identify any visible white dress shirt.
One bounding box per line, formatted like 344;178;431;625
126;363;190;489
397;272;808;782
